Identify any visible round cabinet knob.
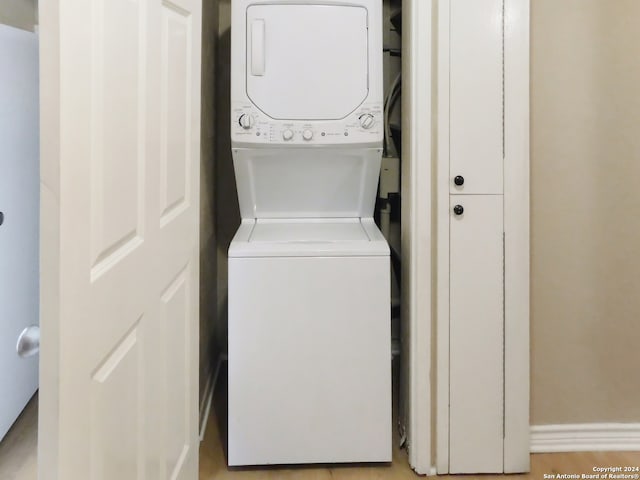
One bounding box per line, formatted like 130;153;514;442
238;114;253;130
302;129;313;141
359;113;375;129
454;175;465;186
453;205;464;216
282;129;294;141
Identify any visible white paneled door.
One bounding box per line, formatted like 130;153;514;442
0;24;40;442
38;0;202;479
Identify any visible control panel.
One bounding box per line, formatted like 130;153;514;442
231;102;383;145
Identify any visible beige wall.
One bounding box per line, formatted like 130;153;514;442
531;0;640;424
199;0;219;400
0;0;37;31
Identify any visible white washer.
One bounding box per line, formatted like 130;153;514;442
228;0;390;466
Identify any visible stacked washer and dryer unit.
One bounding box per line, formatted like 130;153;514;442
228;0;390;466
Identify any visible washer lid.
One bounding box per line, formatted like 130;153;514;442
229;218;389;257
246;4;369;120
249;218;370;243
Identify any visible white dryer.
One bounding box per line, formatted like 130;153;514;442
228;0;390;466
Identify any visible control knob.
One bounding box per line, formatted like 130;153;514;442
282;129;294;141
238;114;253;130
302;129;313;141
359;113;375;129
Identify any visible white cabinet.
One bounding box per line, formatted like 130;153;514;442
450;0;503;194
449;195;504;473
0;24;39;442
446;0;507;471
437;0;529;474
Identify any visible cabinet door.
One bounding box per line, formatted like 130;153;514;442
449;0;503;194
0;24;39;442
449;194;504;473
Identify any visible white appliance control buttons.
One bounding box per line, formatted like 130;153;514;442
282;129;294;141
359;113;375;129
302;129;313;141
238;113;253;129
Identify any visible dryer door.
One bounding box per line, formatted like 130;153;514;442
246;4;369;120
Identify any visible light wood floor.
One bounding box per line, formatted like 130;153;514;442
199;406;640;479
1;393;638;479
0;393;38;480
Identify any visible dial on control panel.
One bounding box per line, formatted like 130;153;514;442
359;113;375;129
238;113;253;130
302;129;313;141
282;129;294;141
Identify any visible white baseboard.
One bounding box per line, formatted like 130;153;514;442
531;423;640;453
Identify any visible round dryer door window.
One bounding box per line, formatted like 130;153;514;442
245;4;369;121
